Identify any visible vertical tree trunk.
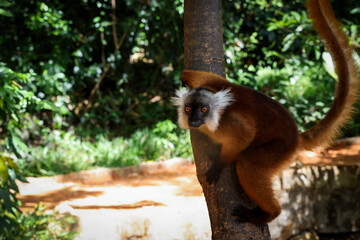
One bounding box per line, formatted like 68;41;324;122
183;0;271;239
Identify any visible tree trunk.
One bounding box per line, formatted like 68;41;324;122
183;0;271;239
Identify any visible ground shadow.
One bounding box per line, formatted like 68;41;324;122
18;186;103;209
69;200;165;210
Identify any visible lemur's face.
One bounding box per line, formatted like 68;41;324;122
183;88;212;128
172;87;234;132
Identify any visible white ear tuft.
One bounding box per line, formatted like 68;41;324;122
213;88;234;110
205;88;234;132
171;88;190;106
172;87;191;129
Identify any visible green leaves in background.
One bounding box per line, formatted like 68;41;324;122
0;0;13;17
1;0;359;138
0;62;65;237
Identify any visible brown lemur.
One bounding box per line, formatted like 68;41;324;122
172;0;359;224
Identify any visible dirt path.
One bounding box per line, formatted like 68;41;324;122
17;159;211;240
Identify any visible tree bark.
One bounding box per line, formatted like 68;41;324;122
183;0;271;239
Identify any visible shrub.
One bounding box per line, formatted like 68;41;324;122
1;203;78;240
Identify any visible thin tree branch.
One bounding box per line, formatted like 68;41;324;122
75;5;129;117
100;32;106;67
112;0;120;51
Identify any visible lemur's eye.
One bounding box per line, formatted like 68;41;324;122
201;107;208;113
185;106;191;112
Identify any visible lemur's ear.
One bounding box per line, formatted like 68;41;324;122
204;88;234;132
171;88;190;107
212;88;234;110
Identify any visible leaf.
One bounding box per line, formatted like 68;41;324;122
9;133;30;158
291;11;301;22
0;188;14;213
0;0;12;7
350;8;360;14
93;16;101;23
40;100;59;111
322;52;337;79
8;175;19;193
11;113;19;122
72;49;83;57
0;8;13;17
4;156;19;172
0;158;9;182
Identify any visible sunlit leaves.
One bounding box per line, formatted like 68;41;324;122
253;60;334;131
0;155;19;182
93;16;111;32
0;157;9;182
27;2;72;35
0;61;51;234
322;52;337;79
0;0;13;17
0;153;23;235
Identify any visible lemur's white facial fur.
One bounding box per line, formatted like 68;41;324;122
172;88;192;129
172;87;234;132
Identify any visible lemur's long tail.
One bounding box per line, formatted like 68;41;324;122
300;0;359;151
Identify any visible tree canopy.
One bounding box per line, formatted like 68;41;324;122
1;0;359;138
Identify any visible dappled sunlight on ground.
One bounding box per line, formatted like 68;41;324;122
17;163;203;211
17;163;210;240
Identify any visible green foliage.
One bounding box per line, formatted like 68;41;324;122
0;0;13;17
1;0;360;137
0;155;25;234
0;63;65;234
22;120;192;176
0;0;184;135
0;63;65;156
222;0;360;136
252;60;333;132
1;203;78;240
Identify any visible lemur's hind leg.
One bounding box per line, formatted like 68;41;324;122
232;139;296;224
233;161;281;224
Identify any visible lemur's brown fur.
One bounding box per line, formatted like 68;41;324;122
178;0;359;223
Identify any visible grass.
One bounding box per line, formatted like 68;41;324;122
20;120;192;177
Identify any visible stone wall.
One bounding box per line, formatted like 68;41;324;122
270;164;360;240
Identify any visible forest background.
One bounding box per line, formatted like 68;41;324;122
1;0;360;238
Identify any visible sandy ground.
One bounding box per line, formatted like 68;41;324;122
17;163;212;240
